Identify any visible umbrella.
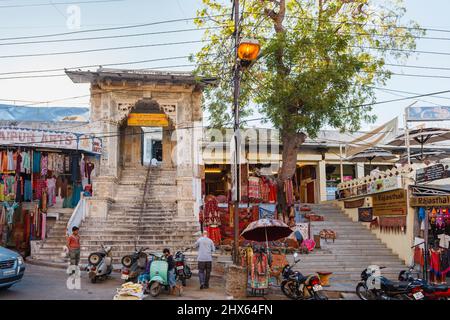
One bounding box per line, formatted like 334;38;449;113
241;219;292;251
347;147;398;171
388;128;450;161
399;150;449;163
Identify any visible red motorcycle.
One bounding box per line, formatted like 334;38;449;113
399;265;449;300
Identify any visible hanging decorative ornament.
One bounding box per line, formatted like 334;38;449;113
436;215;446;229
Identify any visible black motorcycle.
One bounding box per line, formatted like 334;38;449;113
120;247;149;283
280;252;328;300
356;265;420;300
174;248;192;286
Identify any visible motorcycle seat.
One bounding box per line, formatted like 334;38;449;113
94;251;106;257
423;284;449;293
381;278;411;291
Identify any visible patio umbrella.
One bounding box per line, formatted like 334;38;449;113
399;150;449;163
388;128;450;161
241;219;293;251
346;147;398;171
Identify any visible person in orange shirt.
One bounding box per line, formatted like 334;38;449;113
67;226;81;266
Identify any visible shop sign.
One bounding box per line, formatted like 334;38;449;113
0;127;102;154
407;106;450;122
416;164;448;184
372;189;407;216
410;195;450;207
127;113;169;127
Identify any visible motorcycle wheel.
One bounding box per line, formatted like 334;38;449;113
121;255;133;268
356;282;372;300
149;282;161;297
313;291;328;300
281;280;302;300
185;266;192;279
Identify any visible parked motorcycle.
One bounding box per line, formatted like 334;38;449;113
121;247;149;282
174;248;192;286
86;244;113;283
280;252;328;300
398;265;449;301
356;265;422;300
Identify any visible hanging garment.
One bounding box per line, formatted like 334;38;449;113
430;248;442;277
3;201;19;226
33;176;47;200
24;179;32;201
41;154;48;177
414;247;425;267
72;183;82;208
440;249;450;276
203;195;220;226
250;253;269;289
0;184;4;202
6;151;14;171
86;162;95;184
2;175;15;195
248;177;261;200
15;152;22;174
15;177;23;202
32;151;41;173
268;181;277;203
41;190;48;212
1;152;7;172
80;156;85;179
47;177;56;207
205;226;221;245
21;151;31;174
70;154;81;181
63;185;73;208
41;213;46;240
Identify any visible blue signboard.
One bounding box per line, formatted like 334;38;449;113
407;106;450;122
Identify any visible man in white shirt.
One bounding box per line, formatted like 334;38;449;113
193;231;215;289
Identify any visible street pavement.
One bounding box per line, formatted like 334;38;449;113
0;264;356;300
0;263;228;300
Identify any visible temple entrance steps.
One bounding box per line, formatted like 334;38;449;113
291;203;408;292
29;167;200;265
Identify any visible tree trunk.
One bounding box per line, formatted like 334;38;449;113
277;130;306;215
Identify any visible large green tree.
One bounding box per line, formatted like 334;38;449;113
194;0;422;204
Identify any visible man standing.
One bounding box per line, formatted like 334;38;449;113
67;226;81;266
193;231;215;289
163;248;176;294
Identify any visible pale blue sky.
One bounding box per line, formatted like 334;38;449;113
0;0;449;130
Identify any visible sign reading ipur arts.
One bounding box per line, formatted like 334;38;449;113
127;113;169;127
0;127;102;154
372;189;407;216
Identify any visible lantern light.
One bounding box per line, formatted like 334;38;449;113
238;38;261;62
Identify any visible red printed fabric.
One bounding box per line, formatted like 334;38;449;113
248;177;261;200
204;196;221;226
260;177;270;202
206;226;221;245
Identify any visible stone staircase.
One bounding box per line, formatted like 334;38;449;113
30;167;200;265
290;203;408;292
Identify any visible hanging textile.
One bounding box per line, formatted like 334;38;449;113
248;177;261;200
71;154;81;182
47;177;56;207
284;179;294;206
1;152;7;172
41;154;48;177
24;179;32;201
250;252;269;289
378;216;407;233
203;195;220;226
258;203;277;220
21;150;31;174
3;201;19;226
72;183;83;208
41;212;46;240
205;226;221;245
32;151;41;174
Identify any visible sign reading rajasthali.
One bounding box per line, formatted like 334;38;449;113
410;195;450;207
372;189;407;216
127;113;169;127
416;164;448;184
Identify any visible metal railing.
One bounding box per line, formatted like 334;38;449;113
66;193;88;236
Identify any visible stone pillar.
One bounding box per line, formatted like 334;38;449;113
318;160;327;202
225;265;248;299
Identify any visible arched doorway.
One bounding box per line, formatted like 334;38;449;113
119;98;169;168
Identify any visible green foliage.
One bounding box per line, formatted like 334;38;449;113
194;0;422;137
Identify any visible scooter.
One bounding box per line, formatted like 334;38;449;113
174;248;192;286
138;252;181;297
121;247;149;282
280;252;328;300
86;244;113;283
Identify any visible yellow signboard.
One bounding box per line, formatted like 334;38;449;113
127;113;169;127
372;189;407;216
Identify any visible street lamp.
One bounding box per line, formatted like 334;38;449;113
231;35;260;265
238;38;261;63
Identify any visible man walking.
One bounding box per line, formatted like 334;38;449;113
193;230;215;289
67;226;81;266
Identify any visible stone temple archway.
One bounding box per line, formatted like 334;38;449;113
66;69;206;220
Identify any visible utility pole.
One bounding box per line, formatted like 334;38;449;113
232;0;241;265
